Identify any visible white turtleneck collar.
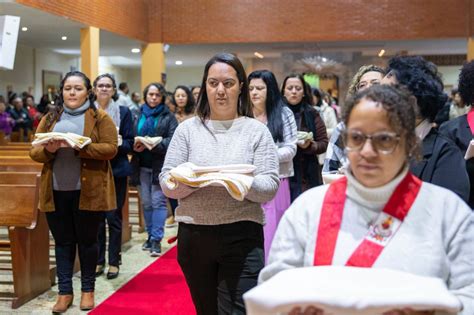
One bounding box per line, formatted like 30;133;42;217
345;165;409;212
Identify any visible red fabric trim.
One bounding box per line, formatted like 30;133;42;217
313;173;421;267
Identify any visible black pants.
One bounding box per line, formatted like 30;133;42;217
177;221;264;315
169;198;178;216
98;176;127;267
46;190;104;295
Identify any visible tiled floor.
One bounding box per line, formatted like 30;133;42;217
0;225;178;314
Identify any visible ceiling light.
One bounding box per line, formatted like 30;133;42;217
131;48;140;53
254;52;264;59
378;49;386;57
21;27;28;32
61;36;67;41
175;60;183;65
321;57;328;62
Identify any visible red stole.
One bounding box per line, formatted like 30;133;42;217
313;173;422;267
467;110;474;134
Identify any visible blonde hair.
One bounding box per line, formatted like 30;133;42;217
347;65;385;96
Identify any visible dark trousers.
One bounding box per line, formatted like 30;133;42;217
46;190;104;295
177;221;264;315
98;176;127;267
169;198;178;216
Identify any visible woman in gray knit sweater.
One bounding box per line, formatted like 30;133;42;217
160;53;279;315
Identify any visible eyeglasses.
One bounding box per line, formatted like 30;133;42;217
97;84;113;90
357;80;380;91
343;130;400;154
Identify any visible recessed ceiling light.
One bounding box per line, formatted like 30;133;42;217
322;57;328;62
131;48;140;53
378;49;386;57
21;27;28;32
254;52;264;59
175;60;183;65
61;36;67;41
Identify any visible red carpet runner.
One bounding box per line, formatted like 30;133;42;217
90;246;196;315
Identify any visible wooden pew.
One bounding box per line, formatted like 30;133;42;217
0;176;51;308
129;187;145;233
0;146;30;151
0;163;42;173
0;172;38;185
0;150;30;156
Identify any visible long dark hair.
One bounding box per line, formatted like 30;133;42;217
196;53;252;121
173;85;195;114
248;70;284;143
46;71;95;129
281;73;316;135
93;73;119;101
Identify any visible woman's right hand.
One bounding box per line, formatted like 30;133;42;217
134;142;146;152
289;306;324;315
44;139;64;153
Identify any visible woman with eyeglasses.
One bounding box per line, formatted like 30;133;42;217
160;53;279;315
323;65;385;174
282;74;328;201
260;85;473;315
131;82;178;257
93;74;134;280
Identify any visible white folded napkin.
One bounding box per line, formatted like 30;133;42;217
32;132;92;149
134;136;163;150
297;131;313;145
464;139;474;160
244;266;461;315
164;162;256;201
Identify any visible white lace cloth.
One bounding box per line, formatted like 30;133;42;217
244;266;461;315
163;162;256;201
32;132;91;149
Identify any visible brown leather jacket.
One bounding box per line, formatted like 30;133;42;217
30;108;118;212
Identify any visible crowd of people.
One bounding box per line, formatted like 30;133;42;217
3;52;469;314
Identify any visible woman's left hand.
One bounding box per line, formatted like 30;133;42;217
134;142;145;152
297;139;311;149
383;309;435;315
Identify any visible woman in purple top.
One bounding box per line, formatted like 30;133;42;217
0;101;15;137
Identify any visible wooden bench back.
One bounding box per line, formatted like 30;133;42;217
0;172;38;185
0;150;31;156
0;176;40;228
0;163;42;172
0;146;31;151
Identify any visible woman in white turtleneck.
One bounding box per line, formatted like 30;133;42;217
260;85;473;315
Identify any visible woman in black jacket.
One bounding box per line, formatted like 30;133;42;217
93;74;134;279
382;56;470;203
131;83;178;257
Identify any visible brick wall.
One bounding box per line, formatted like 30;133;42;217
16;0;150;42
16;0;473;44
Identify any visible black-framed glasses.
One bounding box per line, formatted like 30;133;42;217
343;129;400;154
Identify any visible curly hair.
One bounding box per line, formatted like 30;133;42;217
347;65;385;96
458;60;474;106
343;84;421;160
386;56;447;122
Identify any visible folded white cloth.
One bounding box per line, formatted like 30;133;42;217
297;131;313;145
32;132;92;149
244;266;461;315
134;136;163;150
117;127;122;146
464;139;474;160
322;173;345;184
164;162;256;201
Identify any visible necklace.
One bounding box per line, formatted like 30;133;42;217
358;208;377;228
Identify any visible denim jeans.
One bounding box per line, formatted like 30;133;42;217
46;190;104;294
139;167;168;241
